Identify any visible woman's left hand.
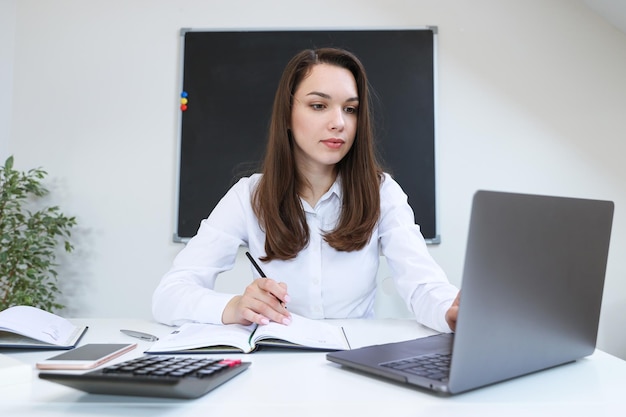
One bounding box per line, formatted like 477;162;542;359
445;292;460;332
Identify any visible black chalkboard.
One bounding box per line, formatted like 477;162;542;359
175;28;440;243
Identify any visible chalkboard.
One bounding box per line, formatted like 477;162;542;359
175;28;440;243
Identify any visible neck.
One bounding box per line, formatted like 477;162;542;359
299;168;337;208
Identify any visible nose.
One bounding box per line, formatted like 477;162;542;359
329;107;345;131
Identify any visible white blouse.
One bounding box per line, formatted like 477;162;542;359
152;173;458;332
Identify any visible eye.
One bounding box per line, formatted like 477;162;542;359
310;103;326;111
344;106;358;114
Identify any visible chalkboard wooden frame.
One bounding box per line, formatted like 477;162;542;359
174;27;440;244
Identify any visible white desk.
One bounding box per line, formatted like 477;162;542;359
1;318;625;417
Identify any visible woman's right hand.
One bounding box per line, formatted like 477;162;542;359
221;278;291;326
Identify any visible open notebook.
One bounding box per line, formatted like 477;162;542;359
146;312;351;354
0;305;87;349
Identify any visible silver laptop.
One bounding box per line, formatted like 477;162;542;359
327;190;614;395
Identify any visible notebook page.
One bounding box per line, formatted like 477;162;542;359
0;306;77;346
252;313;350;350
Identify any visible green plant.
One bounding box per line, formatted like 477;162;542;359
0;155;77;312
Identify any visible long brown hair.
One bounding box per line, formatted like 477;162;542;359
253;47;383;261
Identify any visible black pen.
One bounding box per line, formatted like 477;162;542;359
245;251;267;277
245;251;286;307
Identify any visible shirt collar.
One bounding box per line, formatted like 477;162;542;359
301;175;343;212
328;175;343;200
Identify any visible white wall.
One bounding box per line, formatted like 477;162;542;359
0;0;15;157
3;0;626;359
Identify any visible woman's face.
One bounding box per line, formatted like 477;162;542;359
290;63;358;175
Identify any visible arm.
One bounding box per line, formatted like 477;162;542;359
152;175;291;327
152;222;241;326
378;175;459;333
152;178;252;326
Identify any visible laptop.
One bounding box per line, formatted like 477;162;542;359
327;190;614;395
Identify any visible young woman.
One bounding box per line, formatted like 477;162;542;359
153;48;460;332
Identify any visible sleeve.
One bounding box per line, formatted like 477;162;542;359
151;177;255;326
378;174;459;333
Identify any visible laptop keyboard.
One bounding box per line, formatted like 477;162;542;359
381;352;451;381
39;355;251;399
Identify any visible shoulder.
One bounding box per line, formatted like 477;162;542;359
228;173;262;195
206;174;262;221
378;173;417;227
212;174;262;211
379;173;406;199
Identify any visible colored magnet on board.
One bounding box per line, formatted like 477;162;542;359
181;104;188;111
181;91;188;98
181;98;188;105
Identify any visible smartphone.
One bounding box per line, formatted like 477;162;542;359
36;343;137;370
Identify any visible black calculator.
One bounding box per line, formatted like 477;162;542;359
39;355;251;399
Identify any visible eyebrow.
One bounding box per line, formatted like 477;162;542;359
306;91;359;102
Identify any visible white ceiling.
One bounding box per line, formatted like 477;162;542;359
584;0;626;34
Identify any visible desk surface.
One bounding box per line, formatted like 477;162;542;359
1;318;625;417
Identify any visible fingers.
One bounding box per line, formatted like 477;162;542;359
452;291;460;307
446;306;459;332
257;278;291;305
445;291;461;332
222;279;291;326
252;278;291;323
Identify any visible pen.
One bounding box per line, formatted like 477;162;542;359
120;329;159;342
245;251;267;277
245;251;286;307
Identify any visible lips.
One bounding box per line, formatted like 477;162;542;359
321;138;345;149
